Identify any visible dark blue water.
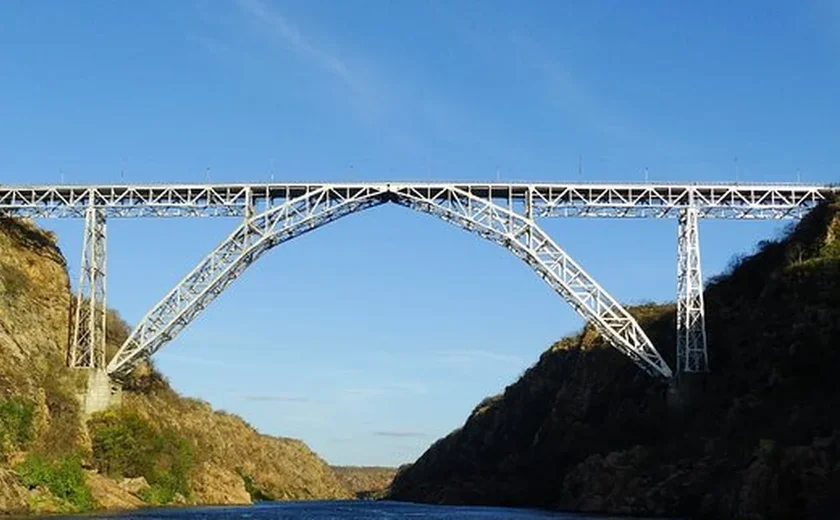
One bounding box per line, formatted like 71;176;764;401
52;501;651;519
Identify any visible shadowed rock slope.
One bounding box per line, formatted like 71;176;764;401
332;466;397;499
0;218;350;514
389;197;840;519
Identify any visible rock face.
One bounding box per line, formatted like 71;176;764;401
85;471;145;510
123;386;352;502
0;217;351;513
0;220;84;457
0;468;29;514
189;463;251;505
389;198;840;519
332;466;397;499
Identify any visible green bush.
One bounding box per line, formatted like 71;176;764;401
138;483;178;505
88;410;194;503
0;396;34;451
17;453;96;512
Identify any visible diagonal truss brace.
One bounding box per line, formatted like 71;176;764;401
106;184;674;380
106;185;387;378
0;182;834;219
391;185;673;379
69;204;107;369
676;207;708;374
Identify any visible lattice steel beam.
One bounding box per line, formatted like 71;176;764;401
391;185;672;379
106;185;387;378
107;184;673;380
69;204;107;369
677;207;708;374
0;182;834;219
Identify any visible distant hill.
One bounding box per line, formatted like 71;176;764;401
332;466;397;499
0;218;351;514
388;197;840;519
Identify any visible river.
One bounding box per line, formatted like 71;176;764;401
48;501;657;519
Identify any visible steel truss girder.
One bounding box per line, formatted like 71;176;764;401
106;186;387;378
0;182;835;220
676;207;708;374
69;205;107;368
106;185;673;380
390;185;672;379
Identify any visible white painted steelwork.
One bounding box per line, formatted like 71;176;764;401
0;182;833;219
106;185;385;378
69;203;107;369
676;207;708;374
7;180;832;380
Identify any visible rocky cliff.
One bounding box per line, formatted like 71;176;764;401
389;197;840;519
332;466;397;499
0;218;350;514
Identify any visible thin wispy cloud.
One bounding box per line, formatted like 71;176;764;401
509;32;638;144
237;0;353;85
338;380;428;400
340;387;386;398
237;393;309;403
381;381;428;395
373;430;427;439
509;32;696;166
279;413;326;424
825;1;840;56
234;0;385;117
435;349;523;366
154;352;230;368
189;0;508;166
184;32;234;61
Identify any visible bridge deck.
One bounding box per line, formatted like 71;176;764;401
0;181;836;219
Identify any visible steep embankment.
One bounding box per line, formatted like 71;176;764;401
332;466;397;499
389;198;840;519
0;218;350;514
121;370;351;503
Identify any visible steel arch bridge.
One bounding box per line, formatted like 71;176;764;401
3;181;835;382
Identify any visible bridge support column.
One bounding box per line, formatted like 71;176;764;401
69;204;107;369
676;207;708;375
77;369;122;416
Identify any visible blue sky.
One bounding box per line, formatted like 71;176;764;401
0;1;838;466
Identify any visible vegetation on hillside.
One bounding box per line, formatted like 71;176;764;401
0;397;34;455
390;197;840;519
0;217;354;513
332;466;397;499
88;409;195;504
17;453;95;512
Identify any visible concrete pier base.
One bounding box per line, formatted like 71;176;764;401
78;369;122;416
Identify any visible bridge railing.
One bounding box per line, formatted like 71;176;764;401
0;182;835;219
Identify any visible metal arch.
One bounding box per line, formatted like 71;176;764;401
69;203;107;369
61;180;839;379
676;207;708;374
390;184;673;379
105;182;673;380
106;185;388;378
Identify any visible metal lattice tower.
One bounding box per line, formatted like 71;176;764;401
676;206;708;374
69;203;107;369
